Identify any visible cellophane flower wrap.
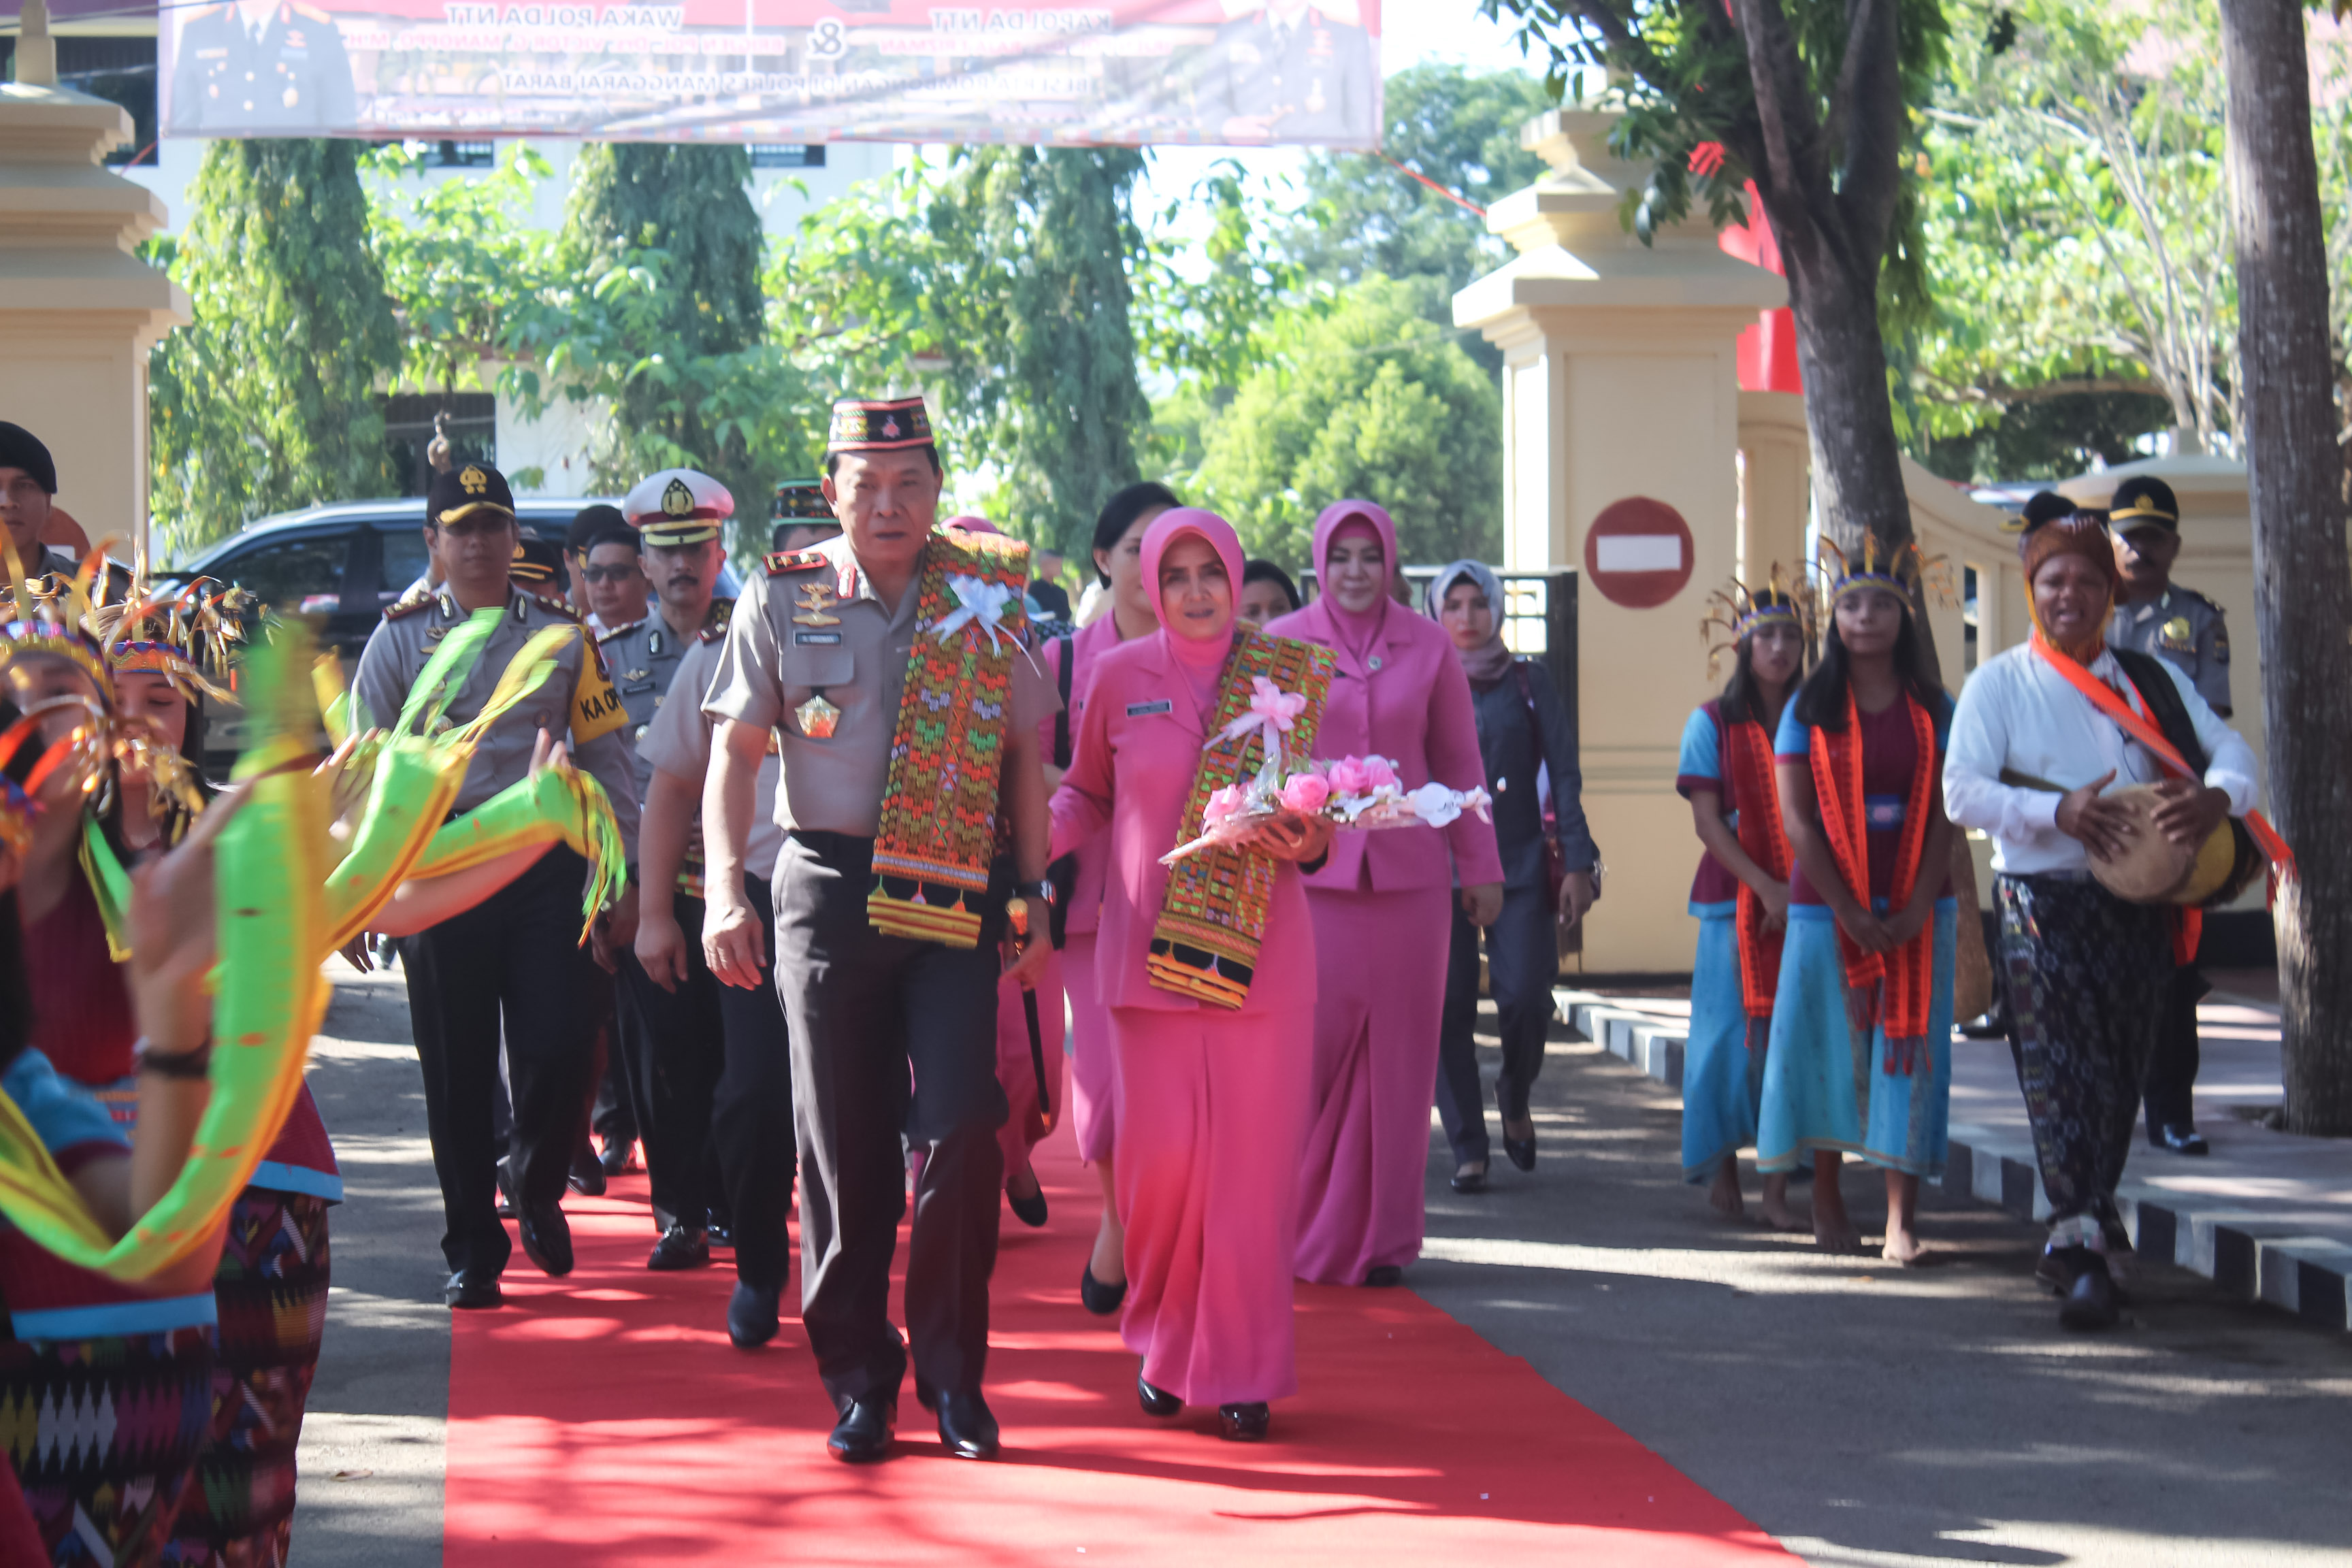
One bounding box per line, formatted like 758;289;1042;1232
1164;741;1492;866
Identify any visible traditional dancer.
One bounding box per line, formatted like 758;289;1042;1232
1945;501;2266;1327
1426;559;1597;1194
1758;544;1956;1262
1269;501;1501;1288
701;396;1054;1463
1677;581;1806;1224
1043;480;1177;1313
1049;507;1333;1440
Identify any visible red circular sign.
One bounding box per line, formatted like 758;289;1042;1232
1583;497;1695;609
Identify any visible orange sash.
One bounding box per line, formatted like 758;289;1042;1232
1721;714;1791;1043
2028;635;2291;962
1807;691;1939;1071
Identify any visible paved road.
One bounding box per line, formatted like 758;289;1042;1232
287;972;2351;1565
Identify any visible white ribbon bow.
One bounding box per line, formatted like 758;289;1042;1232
930;574;1017;653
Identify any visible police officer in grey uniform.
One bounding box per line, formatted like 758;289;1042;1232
2105;474;2226;1156
602;469;738;1270
354;461;642;1309
168;0;358;133
1207;1;1375;144
702;396;1055;1465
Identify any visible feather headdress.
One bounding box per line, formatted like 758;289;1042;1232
83;542;247;705
1699;565;1816;678
1815;534;1954;612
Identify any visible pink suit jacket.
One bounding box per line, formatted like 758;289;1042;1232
1262;599;1504;892
1038;614;1126;937
1048;630;1319;1017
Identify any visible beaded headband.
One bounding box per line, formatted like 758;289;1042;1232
1816;534;1950;610
1699;566;1816;677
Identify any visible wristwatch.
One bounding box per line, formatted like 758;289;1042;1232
1017;879;1059;906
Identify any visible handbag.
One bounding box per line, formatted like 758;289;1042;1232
1510;662;1570;919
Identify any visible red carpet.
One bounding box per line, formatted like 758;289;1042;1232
444;1117;1792;1565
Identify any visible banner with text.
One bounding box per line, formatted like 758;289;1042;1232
160;0;1381;148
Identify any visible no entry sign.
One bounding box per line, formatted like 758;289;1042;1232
1583;497;1694;609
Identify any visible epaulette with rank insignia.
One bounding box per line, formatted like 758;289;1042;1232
701;597;736;644
382;587;434;623
596;618;647;645
527;591;581;623
766;549;828;576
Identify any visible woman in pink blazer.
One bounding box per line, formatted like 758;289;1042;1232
1266;501;1505;1287
1049;507;1333;1442
1040;481;1179;1312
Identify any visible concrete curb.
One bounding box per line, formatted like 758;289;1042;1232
1554;986;2352;1333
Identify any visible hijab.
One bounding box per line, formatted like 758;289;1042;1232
1309;500;1396;667
1426;558;1514;687
1142;508;1245;721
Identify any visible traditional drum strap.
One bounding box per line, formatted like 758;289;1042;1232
868;527;1031;949
1808;690;1938;1073
2027;635;2292;962
1146;627;1335;1010
1721;715;1791;1054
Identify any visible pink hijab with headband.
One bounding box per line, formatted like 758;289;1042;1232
1141;507;1245;722
1307;500;1398;668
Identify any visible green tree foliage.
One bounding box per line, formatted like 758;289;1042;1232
1288;63;1556;305
148;140;401;551
365;143;555;397
1186;277;1502;571
772;148;1153;553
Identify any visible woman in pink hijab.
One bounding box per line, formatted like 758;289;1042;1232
1049;508;1332;1441
1266;501;1504;1286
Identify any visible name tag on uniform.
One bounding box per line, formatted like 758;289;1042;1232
1126;699;1173;717
794;631;843;645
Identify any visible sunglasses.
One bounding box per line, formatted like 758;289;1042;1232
578;564;643;585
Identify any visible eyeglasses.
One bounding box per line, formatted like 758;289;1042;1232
578;564;642;585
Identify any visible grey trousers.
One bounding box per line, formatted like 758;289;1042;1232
772;831;1009;1411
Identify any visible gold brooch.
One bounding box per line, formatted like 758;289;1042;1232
796;692;840;739
794;581;841;627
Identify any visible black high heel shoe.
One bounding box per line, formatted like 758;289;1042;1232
1080;1264;1126;1316
1218;1402;1270;1441
1137;1368;1181;1418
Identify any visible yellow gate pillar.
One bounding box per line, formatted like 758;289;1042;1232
1456;108;1785;973
1;22;189;554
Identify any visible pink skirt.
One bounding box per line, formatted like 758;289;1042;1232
1293;884;1454;1285
995;945;1066;1180
1064;931;1119;1165
1111;1001;1313;1407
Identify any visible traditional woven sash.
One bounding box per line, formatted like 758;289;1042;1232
1808;691;1938;1073
868;526;1030;948
1146;626;1334;1009
2028;634;2293;962
1720;713;1791;1056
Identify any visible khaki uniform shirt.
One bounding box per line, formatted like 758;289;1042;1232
353;585;641;854
596;605;709;802
700;532;1056;838
638;631;785;883
2107;584;2232;715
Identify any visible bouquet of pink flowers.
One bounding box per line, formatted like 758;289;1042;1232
1164;750;1492;865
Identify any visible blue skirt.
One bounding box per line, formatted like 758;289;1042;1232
1757;902;1955;1179
1680;906;1761;1183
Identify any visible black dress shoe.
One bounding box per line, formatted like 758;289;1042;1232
598;1136;633;1177
1957;1008;2010;1041
443;1269;503;1309
827;1398;896;1464
495;1157;519;1221
1079;1264;1126;1316
2059;1251;2119;1330
517;1202;574;1277
1363;1265;1404;1288
1218;1402;1271;1441
727;1281;780;1349
1450;1164;1488;1194
933;1388;1001;1460
1137;1369;1181;1418
1007;1181;1049;1228
647;1223;710;1271
1501;1131;1536;1173
568;1142;608;1197
706;1220;734;1250
2152;1124;2210;1156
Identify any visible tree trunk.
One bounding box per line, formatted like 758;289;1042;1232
2218;0;2352;1136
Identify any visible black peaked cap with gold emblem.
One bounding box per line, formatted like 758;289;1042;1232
427;461;517;527
2108;476;2180;534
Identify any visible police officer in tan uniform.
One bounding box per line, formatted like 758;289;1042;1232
2105;474;2227;1156
354;462;642;1309
701;397;1055;1465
